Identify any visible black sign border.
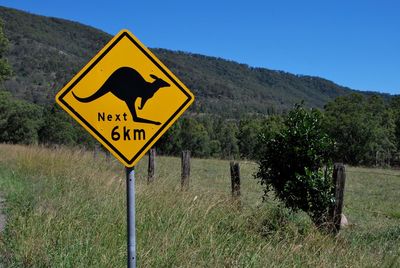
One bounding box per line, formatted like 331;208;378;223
58;31;193;166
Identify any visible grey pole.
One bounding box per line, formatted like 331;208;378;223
126;167;136;268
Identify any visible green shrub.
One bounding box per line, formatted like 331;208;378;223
255;104;335;226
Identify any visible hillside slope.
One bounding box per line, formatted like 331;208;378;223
0;6;385;117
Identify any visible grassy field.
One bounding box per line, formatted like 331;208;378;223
0;144;399;267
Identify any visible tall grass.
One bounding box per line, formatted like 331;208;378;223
0;144;399;267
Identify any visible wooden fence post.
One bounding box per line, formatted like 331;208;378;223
331;163;346;233
181;150;190;190
93;144;99;159
230;161;241;198
105;150;111;159
148;148;156;183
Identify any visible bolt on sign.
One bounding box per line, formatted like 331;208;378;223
56;29;194;167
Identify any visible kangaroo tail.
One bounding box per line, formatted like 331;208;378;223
72;83;109;103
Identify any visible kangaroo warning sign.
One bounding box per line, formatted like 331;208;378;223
56;29;194;167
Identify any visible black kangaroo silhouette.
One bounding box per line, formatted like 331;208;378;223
72;67;170;125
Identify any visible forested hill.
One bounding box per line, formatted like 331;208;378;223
0;6;388;117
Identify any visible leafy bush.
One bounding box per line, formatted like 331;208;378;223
255;104;335;226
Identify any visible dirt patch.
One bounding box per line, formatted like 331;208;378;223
0;194;5;232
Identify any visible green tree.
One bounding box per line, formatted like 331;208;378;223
324;94;396;165
155;120;182;155
38;104;77;145
255;104;335;226
237;119;263;159
390;96;400;151
180;118;210;157
198;116;221;157
0;91;43;144
237;116;284;159
216;120;239;159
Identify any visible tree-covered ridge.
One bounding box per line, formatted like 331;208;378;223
0;6;110;104
0;6;390;117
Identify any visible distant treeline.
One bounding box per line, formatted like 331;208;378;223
1;90;400;166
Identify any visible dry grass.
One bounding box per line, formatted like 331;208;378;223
0;144;399;267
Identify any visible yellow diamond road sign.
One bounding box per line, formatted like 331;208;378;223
56;29;194;167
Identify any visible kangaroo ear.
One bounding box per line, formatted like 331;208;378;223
150;74;159;80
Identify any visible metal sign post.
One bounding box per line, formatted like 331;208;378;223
126;167;136;268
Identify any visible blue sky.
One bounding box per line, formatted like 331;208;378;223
1;0;399;94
